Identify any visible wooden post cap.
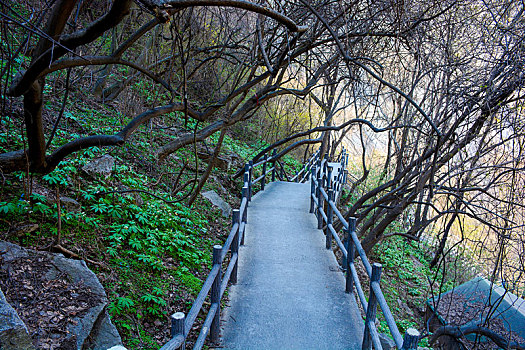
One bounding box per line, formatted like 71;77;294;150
172;312;185;320
406;328;419;336
402;328;420;349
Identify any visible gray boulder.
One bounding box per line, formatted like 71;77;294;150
10;223;39;237
89;312;123;350
0;241;122;350
201;190;232;217
82;155;115;178
59;196;81;212
379;333;396;350
0;288;34;350
196;150;232;171
49;251;112;349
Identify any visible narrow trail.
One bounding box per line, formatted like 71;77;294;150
221;181;363;349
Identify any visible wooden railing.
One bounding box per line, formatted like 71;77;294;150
159;146;419;350
159;149;285;350
307;147;421;350
290;149;319;183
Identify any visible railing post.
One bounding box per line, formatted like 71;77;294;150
336;169;342;194
401;328;420;349
271;149;277;182
327;166;333;190
316;172;323;229
231;209;240;284
342;150;348;185
170;312;185;350
262;153;267;190
210;245;222;343
241;186;248;245
244;163;250;196
306;158;312;181
344;153;349;183
248;160;253;201
345;217;356;293
316;154;322;181
362;263;382;350
304;157;309;181
243;169;249;189
325;189;334;250
323;154;329;186
309;167;316;214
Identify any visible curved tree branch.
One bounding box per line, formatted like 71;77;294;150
139;0;308;33
39;56;172;92
232;118;405;178
430;324;525;350
156;121;226;160
256;15;274;74
298;0;441;136
0;102;200;174
7;0;133;97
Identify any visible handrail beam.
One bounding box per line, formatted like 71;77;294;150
320;186;329;201
306;147;414;350
327;224;346;256
184;265;220;334
159;335;185;350
348;228;373;277
371;279;403;348
329;199;348;228
349;262;368;312
221;223;240;261
252;173;265;185
318;207;327;222
221;252;238;297
193;303;219;350
239;221;246;243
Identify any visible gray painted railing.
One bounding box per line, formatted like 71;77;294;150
306;147;420;350
290;149;320;183
160;146;418;350
159;149;287;350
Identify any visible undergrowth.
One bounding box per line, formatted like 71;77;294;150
0;146;214;348
0;38;306;347
340;164;477;348
0;108;301;349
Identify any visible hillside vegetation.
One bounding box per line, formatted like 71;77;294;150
0;99;290;347
1;0;525;349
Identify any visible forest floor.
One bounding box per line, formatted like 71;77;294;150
0;76;476;350
0;93;302;348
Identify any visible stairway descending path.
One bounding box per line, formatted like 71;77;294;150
221;181;364;349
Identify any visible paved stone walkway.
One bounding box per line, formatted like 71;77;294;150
221;181;363;349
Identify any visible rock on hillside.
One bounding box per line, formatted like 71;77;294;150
0;288;33;350
0;241;123;350
201;190;232;217
81;154;115;178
